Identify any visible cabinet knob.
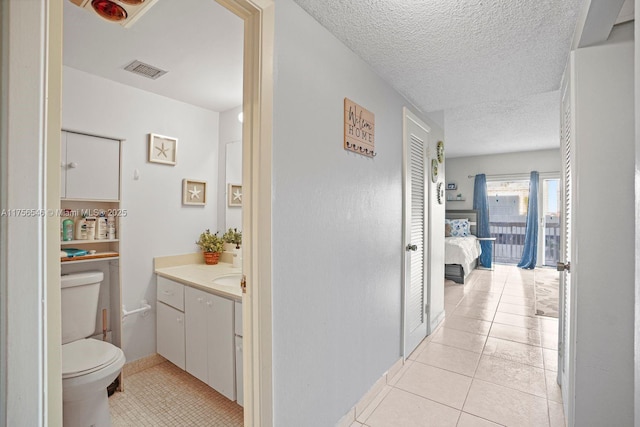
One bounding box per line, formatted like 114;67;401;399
177;317;182;323
197;297;204;303
68;162;79;169
206;301;212;307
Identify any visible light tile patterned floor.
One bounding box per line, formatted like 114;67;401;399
354;265;566;427
109;361;243;426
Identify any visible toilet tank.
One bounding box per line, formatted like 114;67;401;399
61;271;103;344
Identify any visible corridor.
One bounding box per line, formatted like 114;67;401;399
353;265;564;427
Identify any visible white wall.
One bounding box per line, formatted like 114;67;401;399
635;3;640;426
444;149;561;211
571;22;634;426
271;1;444;425
62;66;220;362
217;105;243;233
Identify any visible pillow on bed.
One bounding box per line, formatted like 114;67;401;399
448;219;470;237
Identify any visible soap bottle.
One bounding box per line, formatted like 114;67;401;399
62;215;74;241
107;213;116;240
75;214;86;240
96;211;108;240
85;217;96;240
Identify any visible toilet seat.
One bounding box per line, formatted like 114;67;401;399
62;338;121;379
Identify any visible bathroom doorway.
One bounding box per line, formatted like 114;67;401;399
0;0;275;425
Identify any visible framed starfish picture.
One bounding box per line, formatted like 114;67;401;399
228;183;242;207
182;179;207;206
149;133;177;165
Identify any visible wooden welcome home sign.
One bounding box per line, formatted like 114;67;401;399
344;98;376;157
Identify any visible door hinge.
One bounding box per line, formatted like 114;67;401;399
241;275;247;294
425;304;429;314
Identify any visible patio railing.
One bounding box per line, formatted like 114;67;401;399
488;222;560;266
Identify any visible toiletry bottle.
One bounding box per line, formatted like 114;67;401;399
62;215;74;241
96;211;107;240
60;209;70;241
75;213;86;240
107;213;116;240
85;217;96;240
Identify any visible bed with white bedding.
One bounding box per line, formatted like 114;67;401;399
445;210;482;284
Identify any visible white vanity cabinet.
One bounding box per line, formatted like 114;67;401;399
185;287;235;400
61;131;120;201
156;277;185;370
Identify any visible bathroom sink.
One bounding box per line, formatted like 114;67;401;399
211;274;242;287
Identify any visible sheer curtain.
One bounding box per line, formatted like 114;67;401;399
473;174;492;268
518;171;539;269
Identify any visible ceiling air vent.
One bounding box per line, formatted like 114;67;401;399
124;60;167;80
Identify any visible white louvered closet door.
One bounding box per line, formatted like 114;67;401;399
558;71;574;413
403;110;430;357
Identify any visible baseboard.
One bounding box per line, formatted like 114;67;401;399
430;309;446;333
335;357;404;427
122;353;167;377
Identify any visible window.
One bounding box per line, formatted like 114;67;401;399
542;178;561;266
486;180;530;264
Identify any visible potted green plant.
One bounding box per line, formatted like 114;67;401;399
196;229;224;265
222;228;242;249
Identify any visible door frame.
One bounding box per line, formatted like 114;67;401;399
1;0;275;425
215;1;275;424
401;107;430;359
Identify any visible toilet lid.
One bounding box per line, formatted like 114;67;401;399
62;338;121;379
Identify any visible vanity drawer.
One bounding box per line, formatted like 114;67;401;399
157;276;185;311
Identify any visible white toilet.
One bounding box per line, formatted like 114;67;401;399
61;271;126;427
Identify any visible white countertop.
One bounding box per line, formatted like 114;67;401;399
154;253;242;300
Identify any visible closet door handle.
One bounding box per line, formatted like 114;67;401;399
406;244;417;252
68;162;79;169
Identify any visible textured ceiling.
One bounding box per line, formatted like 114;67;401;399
64;0;593;157
63;0;243;112
292;0;582;112
293;0;587;157
443;91;560;158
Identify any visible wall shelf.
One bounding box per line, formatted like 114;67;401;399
61;239;119;245
61;252;119;263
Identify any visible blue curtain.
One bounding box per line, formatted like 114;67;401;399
518;171;539;269
473;174;492;268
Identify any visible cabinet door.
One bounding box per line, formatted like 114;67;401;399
156;302;185;370
206;294;235;400
234;300;242;337
60;131;67;198
235;336;243;407
65;132;120;200
184;287;208;384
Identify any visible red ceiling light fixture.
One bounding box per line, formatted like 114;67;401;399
91;0;127;22
69;0;158;28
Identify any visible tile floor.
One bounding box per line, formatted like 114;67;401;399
353;265;565;427
109;361;243;426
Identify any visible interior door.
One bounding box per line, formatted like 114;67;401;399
557;70;575;423
402;108;430;358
